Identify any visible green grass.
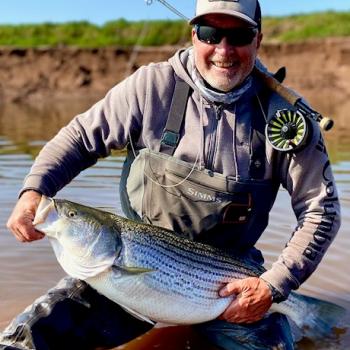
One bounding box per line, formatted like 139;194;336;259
0;19;191;47
263;11;350;42
0;11;349;48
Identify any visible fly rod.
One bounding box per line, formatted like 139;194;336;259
145;0;190;21
254;66;334;131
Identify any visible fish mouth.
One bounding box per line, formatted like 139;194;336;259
33;195;57;235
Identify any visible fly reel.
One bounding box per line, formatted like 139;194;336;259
265;109;309;152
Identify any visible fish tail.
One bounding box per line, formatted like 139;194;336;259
283;293;346;339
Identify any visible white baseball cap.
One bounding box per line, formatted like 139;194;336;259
190;0;261;29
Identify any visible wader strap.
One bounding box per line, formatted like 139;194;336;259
249;67;287;180
159;80;191;155
119;147;142;222
249;112;266;179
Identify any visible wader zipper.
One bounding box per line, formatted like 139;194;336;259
207;104;223;170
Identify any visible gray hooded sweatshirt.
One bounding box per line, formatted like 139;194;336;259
22;48;340;298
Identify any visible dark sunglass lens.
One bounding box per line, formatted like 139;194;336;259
196;25;222;44
227;28;257;46
196;25;257;46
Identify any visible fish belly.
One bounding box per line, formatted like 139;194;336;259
87;269;231;324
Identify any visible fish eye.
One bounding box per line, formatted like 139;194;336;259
68;210;77;218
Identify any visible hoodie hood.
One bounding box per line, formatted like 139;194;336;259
168;47;199;91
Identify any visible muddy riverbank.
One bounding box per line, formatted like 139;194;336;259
0;38;349;125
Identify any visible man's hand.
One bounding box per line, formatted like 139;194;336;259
218;277;272;324
6;190;45;242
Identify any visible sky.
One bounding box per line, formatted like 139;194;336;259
0;0;349;25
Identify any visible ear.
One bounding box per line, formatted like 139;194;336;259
191;27;197;44
256;32;263;50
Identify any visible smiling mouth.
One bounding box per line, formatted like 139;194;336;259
211;61;237;69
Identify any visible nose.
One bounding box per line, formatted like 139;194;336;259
215;37;235;55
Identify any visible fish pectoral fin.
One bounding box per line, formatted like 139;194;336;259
119;303;155;325
113;265;156;275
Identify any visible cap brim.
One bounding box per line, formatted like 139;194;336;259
189;10;257;27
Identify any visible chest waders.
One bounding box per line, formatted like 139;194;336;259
0;79;293;350
120;80;280;253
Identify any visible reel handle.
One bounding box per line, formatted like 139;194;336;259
254;66;334;131
319;116;334;131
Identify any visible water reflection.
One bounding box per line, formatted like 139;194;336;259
0;100;99;157
0;101;349;349
1;99;349;162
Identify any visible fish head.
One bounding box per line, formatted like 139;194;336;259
34;196;121;279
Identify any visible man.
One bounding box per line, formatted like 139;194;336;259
1;0;340;349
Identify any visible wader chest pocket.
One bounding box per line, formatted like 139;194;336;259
142;168;234;236
143;168;253;234
164;169;230;202
163;169;253;226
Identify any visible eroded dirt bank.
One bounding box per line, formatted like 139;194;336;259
0;38;349;125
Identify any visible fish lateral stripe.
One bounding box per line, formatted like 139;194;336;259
120;230;263;277
120;235;256;283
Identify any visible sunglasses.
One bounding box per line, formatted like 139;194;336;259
195;25;258;47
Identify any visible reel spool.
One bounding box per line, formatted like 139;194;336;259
266;109;309;152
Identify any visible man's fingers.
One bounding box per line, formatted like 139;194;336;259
219;301;265;324
218;277;273;324
219;301;239;321
23;230;45;242
6;190;42;233
219;280;241;297
11;224;45;242
6;191;44;243
12;228;26;242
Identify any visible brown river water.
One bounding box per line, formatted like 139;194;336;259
0;100;349;349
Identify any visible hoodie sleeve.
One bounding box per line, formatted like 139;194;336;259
21;68;148;197
260;122;341;298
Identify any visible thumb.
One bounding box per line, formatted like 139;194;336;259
219;279;242;297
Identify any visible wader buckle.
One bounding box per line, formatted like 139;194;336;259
161;130;180;147
222;193;252;224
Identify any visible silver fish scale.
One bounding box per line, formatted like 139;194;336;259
114;222;265;302
116;218;265;274
120;237;223;302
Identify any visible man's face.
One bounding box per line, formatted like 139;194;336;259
192;14;262;92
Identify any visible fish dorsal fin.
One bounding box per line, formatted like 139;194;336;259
119;303;155;325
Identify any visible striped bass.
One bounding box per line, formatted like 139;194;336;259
33;196;345;340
